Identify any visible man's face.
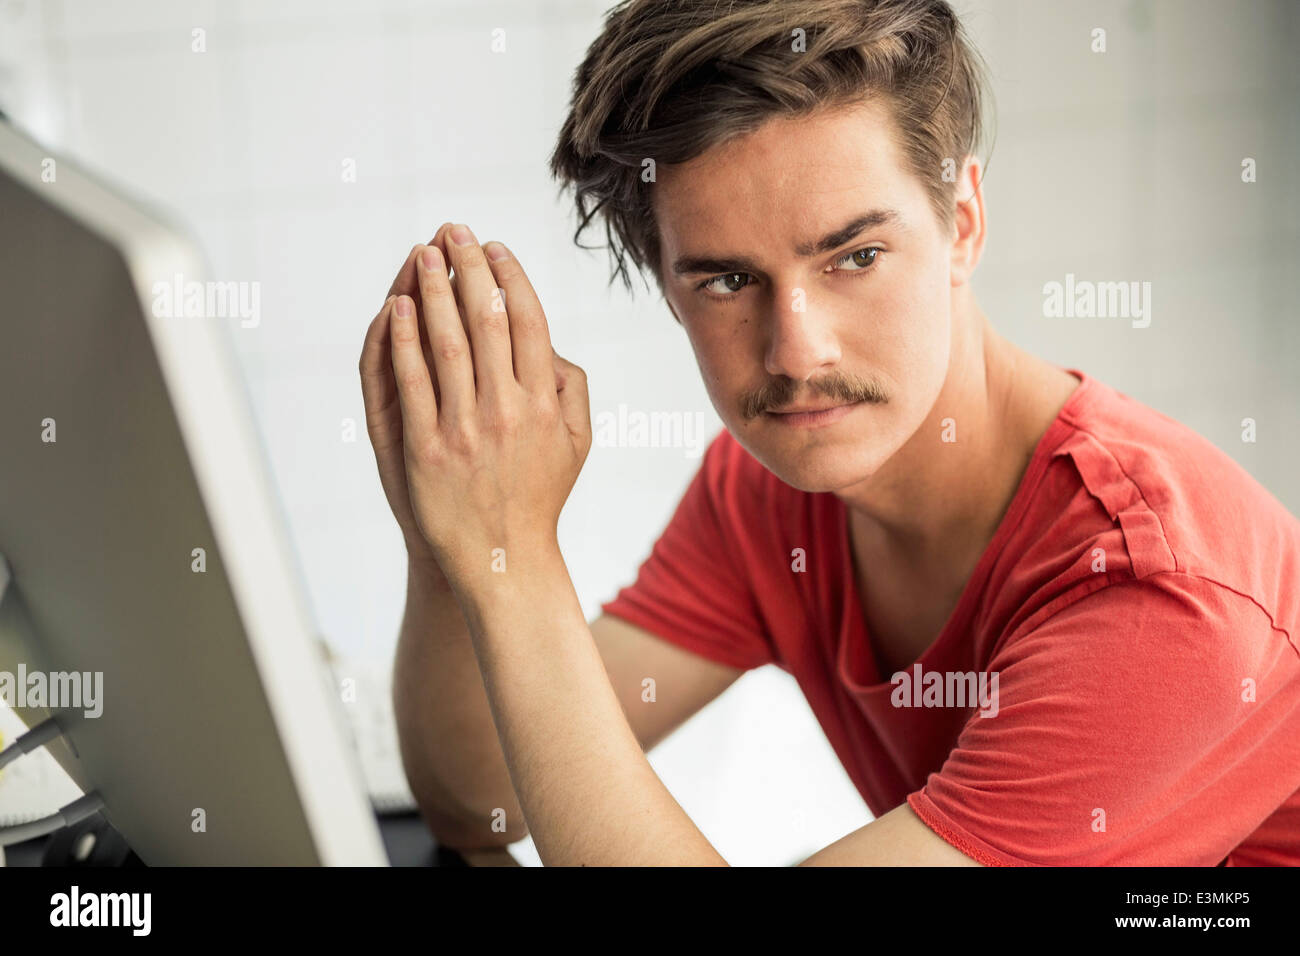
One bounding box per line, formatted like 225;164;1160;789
655;99;958;493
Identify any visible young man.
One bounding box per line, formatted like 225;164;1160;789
360;0;1300;865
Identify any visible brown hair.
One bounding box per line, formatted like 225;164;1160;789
548;0;994;295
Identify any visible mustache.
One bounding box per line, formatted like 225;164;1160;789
741;374;888;420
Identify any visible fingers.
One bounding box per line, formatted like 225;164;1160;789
387;223;457;303
383;225;555;416
389;295;439;443
552;351;592;450
415;244;475;424
360;294;398;417
480;241;554;394
442;223;515;399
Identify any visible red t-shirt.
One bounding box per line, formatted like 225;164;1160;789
601;368;1300;866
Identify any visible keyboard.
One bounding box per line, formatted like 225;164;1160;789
326;655;418;815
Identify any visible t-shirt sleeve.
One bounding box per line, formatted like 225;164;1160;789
600;433;775;672
907;573;1300;866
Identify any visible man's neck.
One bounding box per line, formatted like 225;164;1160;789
837;295;1077;577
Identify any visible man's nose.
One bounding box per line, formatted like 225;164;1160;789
762;287;842;381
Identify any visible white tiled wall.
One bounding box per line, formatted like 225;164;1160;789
2;0;1295;866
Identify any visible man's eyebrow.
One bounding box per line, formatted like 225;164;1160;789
794;209;903;256
670;208;904;277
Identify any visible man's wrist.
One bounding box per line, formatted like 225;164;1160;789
406;544;452;589
451;536;571;621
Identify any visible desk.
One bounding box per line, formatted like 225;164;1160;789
2;810;520;867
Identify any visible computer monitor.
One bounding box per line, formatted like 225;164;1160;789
0;117;387;865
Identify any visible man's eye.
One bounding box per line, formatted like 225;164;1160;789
834;247;881;271
698;273;752;296
697;248;882;298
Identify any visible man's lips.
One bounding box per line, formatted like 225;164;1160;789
763;399;865;427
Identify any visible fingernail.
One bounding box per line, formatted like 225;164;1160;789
421;246;443;270
484;241;509;261
450;224;473;246
395;296;412;317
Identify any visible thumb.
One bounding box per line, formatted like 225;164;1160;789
552;350;591;451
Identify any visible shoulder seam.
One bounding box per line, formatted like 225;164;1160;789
1015;571;1297;661
1191;574;1298;660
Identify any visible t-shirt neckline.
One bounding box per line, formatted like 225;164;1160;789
835;366;1095;693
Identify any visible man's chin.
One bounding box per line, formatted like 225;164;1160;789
726;416;888;491
749;446;877;495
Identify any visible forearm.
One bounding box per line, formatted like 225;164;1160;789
392;555;527;849
457;540;727;867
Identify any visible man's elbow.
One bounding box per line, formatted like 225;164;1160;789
411;786;530;850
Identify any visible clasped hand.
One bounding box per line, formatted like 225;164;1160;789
359;222;591;595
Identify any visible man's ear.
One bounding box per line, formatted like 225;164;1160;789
948;155;986;287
